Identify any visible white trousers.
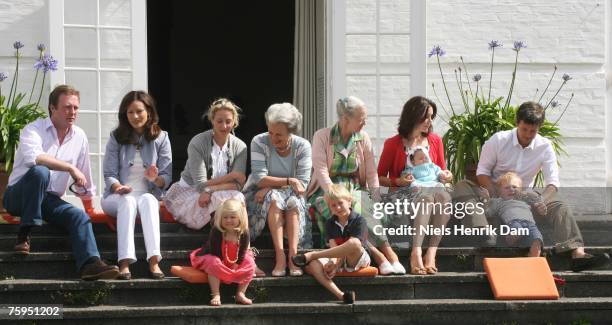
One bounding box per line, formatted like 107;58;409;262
101;193;162;263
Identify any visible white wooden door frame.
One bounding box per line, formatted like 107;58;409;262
326;0;427;126
48;0;148;206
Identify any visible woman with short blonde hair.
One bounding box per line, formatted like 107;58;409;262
164;98;247;230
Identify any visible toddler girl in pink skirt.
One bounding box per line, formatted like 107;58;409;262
190;199;255;306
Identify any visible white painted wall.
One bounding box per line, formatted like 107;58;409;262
341;0;610;213
426;0;609;213
1;0;144;209
0;0;50;105
2;0;609;212
343;0;411;156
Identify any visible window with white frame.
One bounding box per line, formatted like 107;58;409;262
49;0;147;204
329;0;424;159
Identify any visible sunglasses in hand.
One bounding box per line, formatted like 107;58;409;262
69;181;89;196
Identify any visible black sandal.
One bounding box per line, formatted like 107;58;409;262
343;290;355;304
291;254;309;267
117;272;131;280
148;271;165;280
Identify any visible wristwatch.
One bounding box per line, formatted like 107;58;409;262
204;187;213;194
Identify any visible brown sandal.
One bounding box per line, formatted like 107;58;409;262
410;266;427;275
424;265;438;274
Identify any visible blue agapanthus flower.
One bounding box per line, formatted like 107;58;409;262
34;54;59;73
488;40;502;50
13;41;24;50
513;41;527;51
0;72;7;82
37;43;46;52
428;45;446;58
473;74;482;82
562;73;572;82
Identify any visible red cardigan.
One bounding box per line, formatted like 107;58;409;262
377;133;446;183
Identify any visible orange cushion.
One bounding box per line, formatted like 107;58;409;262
0;213;20;224
483;257;559;300
171;265;209;283
336;266;378;277
159;201;177;223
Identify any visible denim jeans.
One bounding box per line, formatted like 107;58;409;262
3;165;100;270
507;219;543;247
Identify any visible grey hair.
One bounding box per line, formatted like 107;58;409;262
265;103;303;134
336;96;366;119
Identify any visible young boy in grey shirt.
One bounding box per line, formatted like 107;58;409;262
484;172;546;257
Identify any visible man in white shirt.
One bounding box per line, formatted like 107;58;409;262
3;85;119;280
467;101;609;271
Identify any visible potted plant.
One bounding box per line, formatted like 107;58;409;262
428;41;572;185
0;41;56;211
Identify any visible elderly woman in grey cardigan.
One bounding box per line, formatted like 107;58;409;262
101;91;172;279
244;103;312;277
164;98;247;230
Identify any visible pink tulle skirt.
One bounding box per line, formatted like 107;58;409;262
190;248;255;285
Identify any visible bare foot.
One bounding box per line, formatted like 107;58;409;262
272;253;287;276
235;292;252;305
528;240;542;257
210;293;221;306
423;252;438;274
572;247;586;259
410;253;426;275
254;265;266;277
119;259;130;275
149;262;163;274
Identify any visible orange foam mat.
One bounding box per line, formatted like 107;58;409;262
336;266;378;277
171;265;209;283
2;199;176;228
483;257;559;300
170;265;378;282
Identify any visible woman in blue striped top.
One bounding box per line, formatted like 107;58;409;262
244;103;312;277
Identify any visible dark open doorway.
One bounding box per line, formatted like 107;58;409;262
147;1;295;180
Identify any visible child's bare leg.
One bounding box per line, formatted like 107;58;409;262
305;238;363;265
208;275;221;306
304;260;344;300
267;202;286;273
235;282;253;305
528;240;542;257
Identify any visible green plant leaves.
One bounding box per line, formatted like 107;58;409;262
443;102;564;187
0;93;47;172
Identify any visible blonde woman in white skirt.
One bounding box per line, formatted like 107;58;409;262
164;98;247;231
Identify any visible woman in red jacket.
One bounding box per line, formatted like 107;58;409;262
377;96;453;275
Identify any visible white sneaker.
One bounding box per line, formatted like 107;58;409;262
378;261;394;275
391;261;406;274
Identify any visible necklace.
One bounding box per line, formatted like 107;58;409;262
276;137;292;153
135;134;144;150
404;134;425;150
223;240;239;264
